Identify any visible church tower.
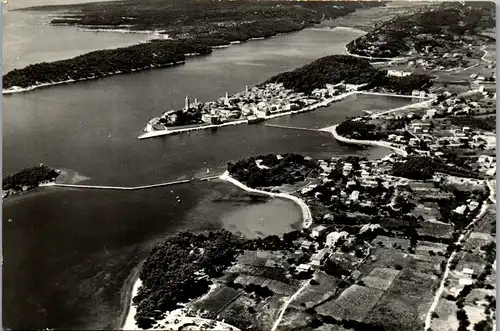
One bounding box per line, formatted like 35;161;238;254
184;95;190;111
225;92;229;105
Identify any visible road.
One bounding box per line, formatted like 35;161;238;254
423;180;495;330
270;277;313;331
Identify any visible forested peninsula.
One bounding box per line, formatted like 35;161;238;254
263;55;433;94
5;0;384;91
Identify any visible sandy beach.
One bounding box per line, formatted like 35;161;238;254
320;124;408;157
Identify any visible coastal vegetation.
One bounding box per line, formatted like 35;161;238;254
133;230;240;329
3;165;59;192
3;40;211;90
263;55;432;94
227;153;319;188
336;119;388;141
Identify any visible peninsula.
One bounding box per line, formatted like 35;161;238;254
139;55;433;138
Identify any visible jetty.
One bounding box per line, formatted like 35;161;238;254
265;124;318;132
50;179;190;191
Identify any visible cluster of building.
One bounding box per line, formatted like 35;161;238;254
145;83;325;131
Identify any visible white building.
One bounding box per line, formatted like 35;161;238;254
311;225;328;238
349;190;360;202
326;231;348;247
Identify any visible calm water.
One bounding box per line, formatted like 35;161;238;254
2;10;150;73
3;12;416;330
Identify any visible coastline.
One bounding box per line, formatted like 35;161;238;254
3;61;185;95
319;124;408;157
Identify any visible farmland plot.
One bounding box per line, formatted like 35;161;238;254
365;292;424;331
361;267;400;290
316;285;384;322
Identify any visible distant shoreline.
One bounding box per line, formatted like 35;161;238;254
3;61;185;95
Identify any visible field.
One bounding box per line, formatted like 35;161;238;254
194;285;241;313
290;271;338;309
361;267;401;290
464;232;495;250
371;235;410;250
386;267;438;299
415;240;448;256
365;292;426;331
453;251;486;275
234;274;298;296
316;285;384;322
359;248;410;274
416;221;454;240
429;298;460;331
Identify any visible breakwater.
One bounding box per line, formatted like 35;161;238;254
47;179;190;191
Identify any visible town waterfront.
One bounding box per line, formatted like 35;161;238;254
3;12;417;330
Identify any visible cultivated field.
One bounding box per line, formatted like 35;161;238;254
316;284;384;322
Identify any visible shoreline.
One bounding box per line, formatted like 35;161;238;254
3;61;186;95
220;171;313;229
319;124;408;157
138;90;427;140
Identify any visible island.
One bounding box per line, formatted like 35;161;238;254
3;165;60;198
4;0;385;93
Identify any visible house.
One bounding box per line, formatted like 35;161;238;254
462;267;474;279
311;225;328;238
310;248;330;267
454;205;467;215
349;190;360;202
301;240;313;250
297;264;312;273
326;231;348;247
346;180;357;188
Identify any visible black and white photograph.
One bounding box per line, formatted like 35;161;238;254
1;0;497;330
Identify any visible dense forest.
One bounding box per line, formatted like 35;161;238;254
263;55;433;94
227;153;319;188
391;156;483;180
3;40;211;89
3;165;59;191
133;230;240;329
347;2;496;58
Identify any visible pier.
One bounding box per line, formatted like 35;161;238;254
265;124;318;132
51;179;190;191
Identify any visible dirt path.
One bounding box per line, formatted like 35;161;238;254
270;278;312;331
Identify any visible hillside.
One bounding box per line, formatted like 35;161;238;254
347;1;495;58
